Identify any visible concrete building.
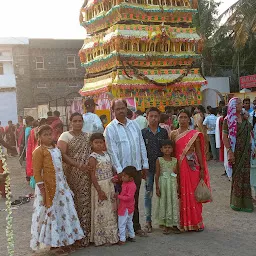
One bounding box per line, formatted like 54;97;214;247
15;39;85;116
0;38;29;126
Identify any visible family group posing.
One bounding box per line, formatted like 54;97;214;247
30;98;212;255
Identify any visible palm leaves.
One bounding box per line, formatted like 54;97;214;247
217;0;256;49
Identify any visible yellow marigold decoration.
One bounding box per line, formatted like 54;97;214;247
0;147;14;256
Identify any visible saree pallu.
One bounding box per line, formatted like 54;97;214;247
230;121;253;212
26;128;38;177
175;130;211;231
62;132;91;247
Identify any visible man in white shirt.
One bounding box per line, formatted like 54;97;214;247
104;99;149;236
82;98;104;134
134;110;148;130
203;107;218;160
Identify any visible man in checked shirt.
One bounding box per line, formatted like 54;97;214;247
142;107;169;233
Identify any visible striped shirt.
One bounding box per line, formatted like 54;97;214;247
104;118;149;174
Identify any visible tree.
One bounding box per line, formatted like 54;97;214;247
193;0;221;76
218;0;256;49
213;0;256;91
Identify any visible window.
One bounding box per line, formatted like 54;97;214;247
0;63;3;75
68;83;78;88
67;55;76;69
36;57;44;69
37;83;47;88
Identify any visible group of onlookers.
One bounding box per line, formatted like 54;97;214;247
1;96;256;256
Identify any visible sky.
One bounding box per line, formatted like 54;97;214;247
0;0;238;39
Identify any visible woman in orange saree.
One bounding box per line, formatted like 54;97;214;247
171;110;211;232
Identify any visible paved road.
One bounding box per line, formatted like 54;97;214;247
0;159;255;256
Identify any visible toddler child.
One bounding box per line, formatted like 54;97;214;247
118;166;137;244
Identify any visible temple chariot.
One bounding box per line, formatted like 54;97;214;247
79;0;206;111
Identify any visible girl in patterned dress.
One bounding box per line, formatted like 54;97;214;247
30;125;84;255
88;133;119;246
155;140;180;234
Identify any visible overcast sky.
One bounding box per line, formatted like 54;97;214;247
0;0;237;39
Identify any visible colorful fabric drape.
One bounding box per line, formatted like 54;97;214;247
225;97;239;177
26;128;38;177
174;130;210;231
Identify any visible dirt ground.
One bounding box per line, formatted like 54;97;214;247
0;158;255;256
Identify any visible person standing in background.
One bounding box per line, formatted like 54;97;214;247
82;98;104;134
142;107;168;233
203;108;218;161
194;105;210;160
16;116;25;155
243;98;253;114
135;110;148;130
51;110;63;144
223;97;253;212
159;113;171;135
127;109;134;120
46;111;55;125
0;121;4;137
165;107;174;130
5;120;17;157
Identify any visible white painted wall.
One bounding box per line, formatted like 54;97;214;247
0;91;18;126
0;74;16;87
201;77;230;108
0;47;16;88
0;38;29;126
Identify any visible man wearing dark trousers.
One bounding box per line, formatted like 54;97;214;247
104;99;149;237
142;107;169;233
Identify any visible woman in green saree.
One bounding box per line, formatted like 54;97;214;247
223;97;253;212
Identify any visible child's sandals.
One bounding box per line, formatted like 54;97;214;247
163;227;171;235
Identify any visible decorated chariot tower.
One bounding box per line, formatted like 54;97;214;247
79;0;206;111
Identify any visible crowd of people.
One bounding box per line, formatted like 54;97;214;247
0;96;255;255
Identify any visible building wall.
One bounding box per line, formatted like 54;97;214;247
13;39;85;115
202;77;230;108
0;91;18;126
13;44;33;116
0;46;18;125
0;47;15;87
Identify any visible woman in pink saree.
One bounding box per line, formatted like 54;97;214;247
171;110;211;232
